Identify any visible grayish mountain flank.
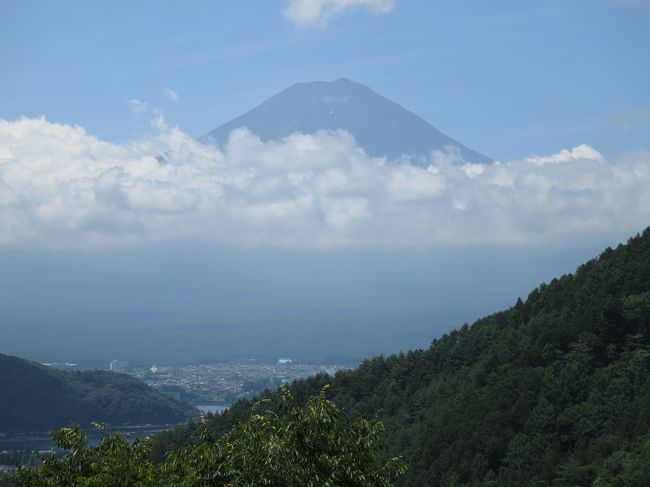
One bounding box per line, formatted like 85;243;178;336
201;78;492;164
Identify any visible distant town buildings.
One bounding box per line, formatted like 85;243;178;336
109;359;130;372
127;360;355;406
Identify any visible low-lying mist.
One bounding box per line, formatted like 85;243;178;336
0;244;608;366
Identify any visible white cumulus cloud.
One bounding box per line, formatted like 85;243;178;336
0;116;649;249
164;88;180;103
128;99;148;113
526;144;604;165
284;0;395;27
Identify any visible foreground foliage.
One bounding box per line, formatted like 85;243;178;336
13;387;404;486
156;228;650;486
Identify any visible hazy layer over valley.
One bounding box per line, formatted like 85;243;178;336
0;243;609;366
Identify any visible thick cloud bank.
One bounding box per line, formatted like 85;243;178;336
0;116;648;249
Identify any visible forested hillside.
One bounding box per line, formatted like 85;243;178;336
156;228;650;486
0;354;196;432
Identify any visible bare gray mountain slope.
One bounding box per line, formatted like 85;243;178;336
201;78;492;165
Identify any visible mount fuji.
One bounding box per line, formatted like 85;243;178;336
201;78;492;165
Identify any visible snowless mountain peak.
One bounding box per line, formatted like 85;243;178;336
201;79;492;165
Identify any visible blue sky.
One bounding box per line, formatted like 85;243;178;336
1;0;649;161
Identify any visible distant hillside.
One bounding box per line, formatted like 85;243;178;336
0;354;197;433
156;227;650;486
201;78;492;164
